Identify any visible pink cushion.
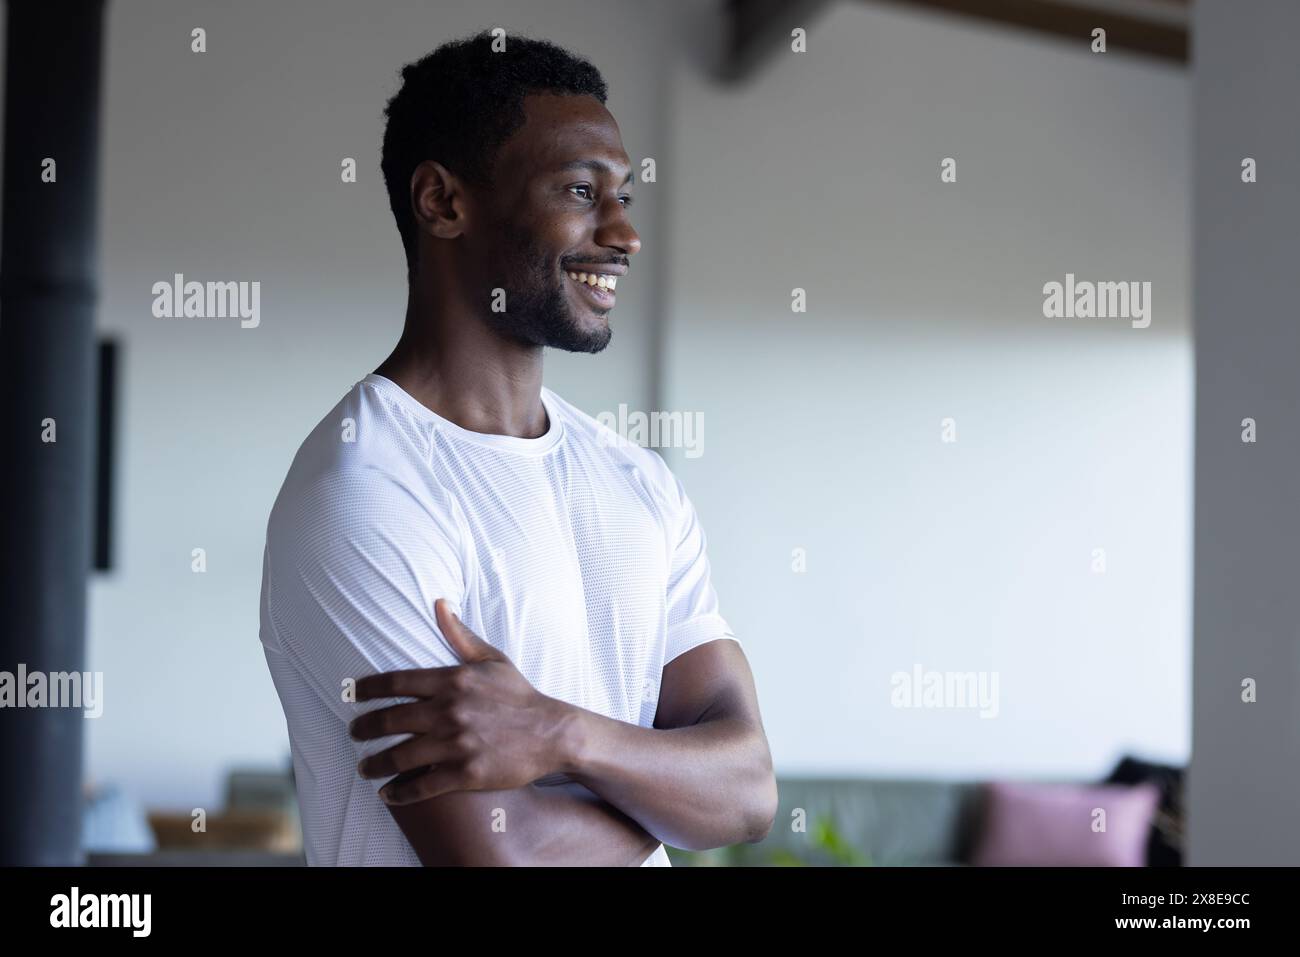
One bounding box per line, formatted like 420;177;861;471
970;780;1161;866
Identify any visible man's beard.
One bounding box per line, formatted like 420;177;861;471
484;226;612;354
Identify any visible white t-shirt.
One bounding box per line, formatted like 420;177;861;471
259;373;739;866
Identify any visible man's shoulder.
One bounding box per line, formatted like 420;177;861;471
281;375;431;481
266;377;456;553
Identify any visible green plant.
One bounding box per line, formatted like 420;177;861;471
768;814;872;867
668;813;873;866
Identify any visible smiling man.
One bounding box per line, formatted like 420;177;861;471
258;30;776;866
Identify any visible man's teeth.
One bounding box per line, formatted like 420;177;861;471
567;271;617;291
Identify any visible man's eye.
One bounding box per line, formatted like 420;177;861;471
567;185;633;208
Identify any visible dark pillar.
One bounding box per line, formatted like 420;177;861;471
0;0;107;865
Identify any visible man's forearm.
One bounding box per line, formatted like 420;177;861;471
512;779;662;866
553;705;777;852
396;777;661;866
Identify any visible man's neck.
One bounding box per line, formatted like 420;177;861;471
373;292;550;441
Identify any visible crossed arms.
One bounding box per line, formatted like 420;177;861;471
349;599;777;866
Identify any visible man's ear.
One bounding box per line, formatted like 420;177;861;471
411;159;467;240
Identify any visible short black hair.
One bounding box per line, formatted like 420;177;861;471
380;30;608;271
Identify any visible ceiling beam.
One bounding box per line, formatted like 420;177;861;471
867;0;1189;64
719;0;1189;82
718;0;833;83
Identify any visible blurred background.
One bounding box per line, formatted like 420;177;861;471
2;0;1296;866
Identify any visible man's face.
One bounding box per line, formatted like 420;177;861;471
476;93;641;353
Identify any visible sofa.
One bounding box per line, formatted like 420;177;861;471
672;758;1185;867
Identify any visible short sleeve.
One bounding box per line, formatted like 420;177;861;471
260;466;467;793
663;471;740;665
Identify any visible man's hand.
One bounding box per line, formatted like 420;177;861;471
349;599;572;806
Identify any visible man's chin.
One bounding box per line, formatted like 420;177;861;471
546;315;612;354
488;299;612;353
551;329;612;354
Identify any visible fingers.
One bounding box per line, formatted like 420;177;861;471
435;598;502;663
379;765;468;806
354;603;502;706
349;698;441;741
354;666;459;703
358;734;458;780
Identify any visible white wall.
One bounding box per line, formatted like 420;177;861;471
86;0;673;809
85;0;1193;810
660;0;1192;779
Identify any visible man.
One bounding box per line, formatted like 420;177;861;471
259;30;777;866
